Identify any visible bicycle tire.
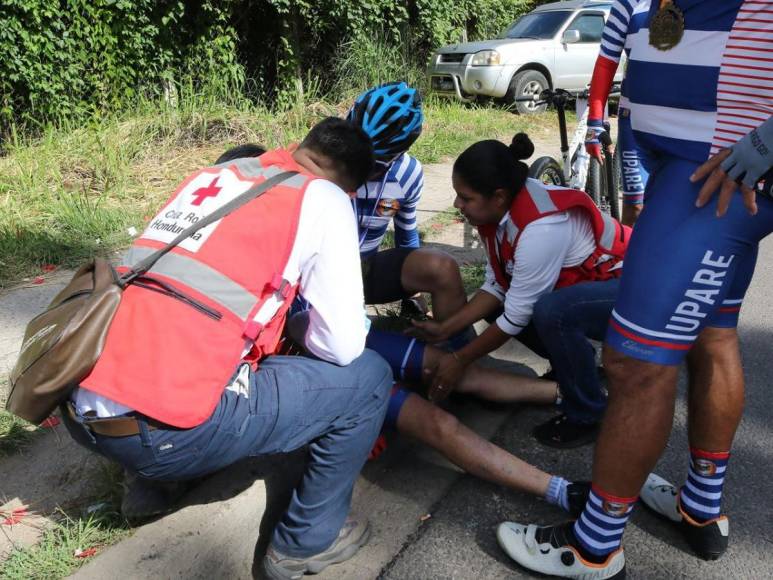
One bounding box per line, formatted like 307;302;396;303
604;147;621;221
586;158;603;207
528;156;566;186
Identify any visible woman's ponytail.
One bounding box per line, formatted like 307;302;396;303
508;132;534;161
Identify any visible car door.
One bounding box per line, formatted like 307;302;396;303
553;11;606;90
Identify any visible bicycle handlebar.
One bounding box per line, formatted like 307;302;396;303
514;87;621;105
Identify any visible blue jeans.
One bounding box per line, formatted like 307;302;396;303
528;278;620;424
63;350;392;557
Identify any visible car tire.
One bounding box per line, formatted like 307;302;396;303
508;70;549;114
529;156;566;186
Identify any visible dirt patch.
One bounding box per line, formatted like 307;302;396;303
0;421;109;562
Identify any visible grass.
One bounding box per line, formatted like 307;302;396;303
460;263;486;294
0;463;128;580
0;513;128;580
0;396;39;457
0;92;557;288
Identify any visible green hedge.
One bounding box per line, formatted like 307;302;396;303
0;0;547;133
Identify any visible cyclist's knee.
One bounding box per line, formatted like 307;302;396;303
407;249;459;289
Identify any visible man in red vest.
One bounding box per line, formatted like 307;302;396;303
61;118;393;579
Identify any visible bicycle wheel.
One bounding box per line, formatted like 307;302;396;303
603;147;621;221
585;158;604;207
529;156;566;186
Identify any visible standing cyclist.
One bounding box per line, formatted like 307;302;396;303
498;1;773;577
586;0;652;226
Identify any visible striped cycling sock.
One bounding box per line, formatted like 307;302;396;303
573;486;636;562
545;476;570;511
679;448;730;522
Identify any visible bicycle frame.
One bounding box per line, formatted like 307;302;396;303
565;97;591;190
542;89;591;189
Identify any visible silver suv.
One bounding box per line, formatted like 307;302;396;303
428;0;622;113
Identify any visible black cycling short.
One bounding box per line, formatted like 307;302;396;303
361;247;417;304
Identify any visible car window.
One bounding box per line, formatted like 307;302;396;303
565;13;605;43
501;10;572;40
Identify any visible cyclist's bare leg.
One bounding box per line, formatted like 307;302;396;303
401;249;467;322
422;344;558;404
686;327;744;452
396;392;550;496
593;346;680;496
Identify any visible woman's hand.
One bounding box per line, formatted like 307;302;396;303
405;318;450;344
425;352;468;403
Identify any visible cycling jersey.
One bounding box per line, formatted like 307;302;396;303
600;0;651;66
624;0;773;163
354;153;423;257
605;1;773;366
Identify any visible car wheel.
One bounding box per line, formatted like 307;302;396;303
508;70;549;114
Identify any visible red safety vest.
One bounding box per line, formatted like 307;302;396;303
478;179;631;291
80;149;315;428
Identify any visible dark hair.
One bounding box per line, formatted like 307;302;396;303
453;133;533;199
214;143;267;164
300;117;374;188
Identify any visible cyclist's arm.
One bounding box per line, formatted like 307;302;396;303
394;158;423;248
587;1;636;158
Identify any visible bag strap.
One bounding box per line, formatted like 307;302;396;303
121;170;298;285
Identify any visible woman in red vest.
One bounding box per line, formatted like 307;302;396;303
409;133;630;449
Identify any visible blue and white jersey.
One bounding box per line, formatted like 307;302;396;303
354;153;423;258
600;0;651;64
624;0;773;163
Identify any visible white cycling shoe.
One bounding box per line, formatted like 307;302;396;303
497;520;626;579
639;473;683;522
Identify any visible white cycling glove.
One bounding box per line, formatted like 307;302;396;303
720;116;773;189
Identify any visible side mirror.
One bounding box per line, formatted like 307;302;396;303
562;29;581;44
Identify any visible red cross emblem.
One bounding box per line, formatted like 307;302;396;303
191;176;222;206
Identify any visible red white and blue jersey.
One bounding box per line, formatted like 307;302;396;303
354;153;423;257
600;0;651;65
624;0;773;163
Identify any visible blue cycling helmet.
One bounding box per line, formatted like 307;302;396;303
347;82;423;158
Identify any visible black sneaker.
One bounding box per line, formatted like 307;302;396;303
640;473;729;560
121;470;191;524
567;481;591;518
399;296;429;320
541;366;606;383
541;368;557;382
533;414;600;449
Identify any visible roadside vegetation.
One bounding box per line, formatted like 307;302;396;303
0;88;555;288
